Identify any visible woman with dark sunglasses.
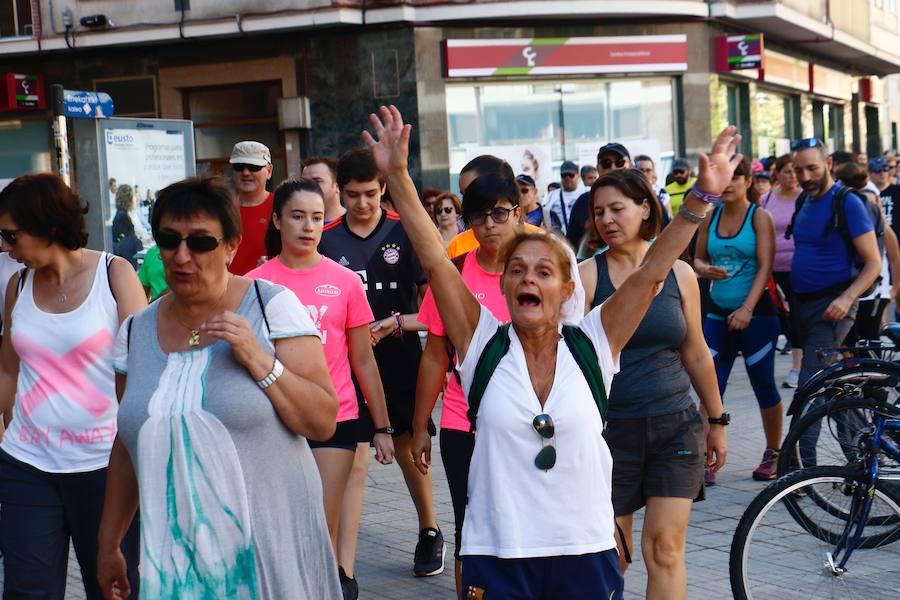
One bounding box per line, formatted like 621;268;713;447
363;105;737;600
695;157;782;482
578;168;725;599
434;192;463;249
97;177;342;599
0;174;147;599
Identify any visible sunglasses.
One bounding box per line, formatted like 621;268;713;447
468;205;518;227
436;206;455;215
232;163;265;173
0;228;19;246
533;413;556;470
561;172;578;179
790;138;824;151
599;158;627;170
871;166;891;173
154;230;223;253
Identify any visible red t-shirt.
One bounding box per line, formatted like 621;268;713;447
229;192;274;275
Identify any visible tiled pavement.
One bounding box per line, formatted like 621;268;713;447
2;351;885;598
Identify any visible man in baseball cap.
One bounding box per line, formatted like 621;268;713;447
517;173;560;230
565;142;633;249
229;141;274;274
546;160;586;236
665;158;696;215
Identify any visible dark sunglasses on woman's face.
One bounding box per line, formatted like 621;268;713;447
0;228;19;246
232;163;265;174
436;206;455;215
467;205;518;227
599;158;626;170
154;230;223;253
533;413;556;470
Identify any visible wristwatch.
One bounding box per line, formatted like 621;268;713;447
708;413;731;426
373;427;395;436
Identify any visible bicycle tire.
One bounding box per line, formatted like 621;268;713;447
787;359;900;420
730;466;900;600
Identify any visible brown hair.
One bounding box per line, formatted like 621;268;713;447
583;168;662;255
498;231;572;284
434;192;462;215
0;173;89;250
152;177;242;242
302;155;337;180
833;162;868;190
731;157;760;205
774;154;793;174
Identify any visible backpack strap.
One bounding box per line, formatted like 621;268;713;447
562;325;608;421
253;279;271;335
466;323;512;432
17;267;28;293
784;192;808;240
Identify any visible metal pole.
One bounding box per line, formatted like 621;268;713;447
50;84;71;186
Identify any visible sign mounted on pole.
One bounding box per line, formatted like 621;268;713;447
443;35;688;78
62;89;114;119
715;34;764;72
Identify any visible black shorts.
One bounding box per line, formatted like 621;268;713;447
357;388;436;439
308;419;361;451
603;404;705;516
440;428;476;560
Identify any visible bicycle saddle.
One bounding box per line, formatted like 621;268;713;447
881;322;900;345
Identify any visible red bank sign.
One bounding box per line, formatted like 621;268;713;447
443;35;688;78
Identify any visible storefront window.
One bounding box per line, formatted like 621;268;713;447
813;101;845;152
754;89;795;158
0;119;51;184
446;78;676;195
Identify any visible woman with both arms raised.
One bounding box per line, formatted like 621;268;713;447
363;105;737;599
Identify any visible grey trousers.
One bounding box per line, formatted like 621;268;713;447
794;293;858;386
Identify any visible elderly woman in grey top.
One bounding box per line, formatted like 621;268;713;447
97;177;341;599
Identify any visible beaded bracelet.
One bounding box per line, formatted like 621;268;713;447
391;311;404;338
690;184;721;204
678;206;707;224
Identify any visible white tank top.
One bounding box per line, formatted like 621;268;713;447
2;253;120;473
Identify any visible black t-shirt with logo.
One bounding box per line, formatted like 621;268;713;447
880;183;900;240
319;209;426;392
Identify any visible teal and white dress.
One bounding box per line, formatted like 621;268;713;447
113;280;341;599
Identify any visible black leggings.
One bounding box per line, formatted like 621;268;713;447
0;450;140;600
772;271;802;347
439;428;475;561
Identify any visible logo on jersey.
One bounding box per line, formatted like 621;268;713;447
382;243;401;265
339;256;350;266
315;284;341;297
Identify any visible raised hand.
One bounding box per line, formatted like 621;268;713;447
696;126;743;197
361;105;412;177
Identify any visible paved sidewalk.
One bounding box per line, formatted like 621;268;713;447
0;351;848;598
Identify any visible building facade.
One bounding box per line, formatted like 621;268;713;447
0;0;897;192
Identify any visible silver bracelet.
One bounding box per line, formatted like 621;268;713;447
678;206;707;224
256;358;284;389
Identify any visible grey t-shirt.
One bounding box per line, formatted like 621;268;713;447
114;280;341;599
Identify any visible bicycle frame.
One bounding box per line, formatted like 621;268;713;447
786;358;900;416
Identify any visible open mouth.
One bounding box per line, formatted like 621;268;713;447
517;292;541;307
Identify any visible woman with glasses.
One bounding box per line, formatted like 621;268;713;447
434;192;463;249
364;105;737;599
97;177;342;599
0;174;147;599
695;157;781;481
760;154;803;388
578;169;725;598
246;177;395;599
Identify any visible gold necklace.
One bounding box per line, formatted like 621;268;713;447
171;277;231;347
55;250;84;303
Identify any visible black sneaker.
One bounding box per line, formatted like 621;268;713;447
339;566;358;600
413;527;445;577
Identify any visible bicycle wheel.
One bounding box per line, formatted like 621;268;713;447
788;360;900;424
730;466;900;600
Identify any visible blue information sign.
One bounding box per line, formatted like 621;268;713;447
63;89;114;119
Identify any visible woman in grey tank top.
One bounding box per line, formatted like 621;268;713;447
578;169;727;600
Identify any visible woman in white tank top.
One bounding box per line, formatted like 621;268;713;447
0;174;146;599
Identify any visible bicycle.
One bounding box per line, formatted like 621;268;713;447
730;409;900;598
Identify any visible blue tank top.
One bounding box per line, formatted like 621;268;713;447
707;203;758;311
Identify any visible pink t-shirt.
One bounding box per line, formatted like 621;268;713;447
247;256;374;422
762;188;800;273
417;250;510;432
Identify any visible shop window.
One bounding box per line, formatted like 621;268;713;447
866;105;882;157
813;101;845;152
184;82;284;185
0;0;31;37
93;76;158;118
715;82;751;157
0;119;51;178
754;89;796;157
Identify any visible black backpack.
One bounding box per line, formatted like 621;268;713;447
784;186;883;295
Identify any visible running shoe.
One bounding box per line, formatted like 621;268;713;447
704;466;716;486
781;369;799;389
339;566;358;600
413;527;445;577
751;448;779;481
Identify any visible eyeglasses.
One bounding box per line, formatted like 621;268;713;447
436;206;455;215
0;228;19;246
533;413;556;470
232;163;265;173
561;172;578;179
467;205;518;227
790;138;824;151
599;158;627;170
154;230;224;253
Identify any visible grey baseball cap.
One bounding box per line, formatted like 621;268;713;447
230;141;271;167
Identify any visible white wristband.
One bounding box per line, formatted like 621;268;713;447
256;358;284;389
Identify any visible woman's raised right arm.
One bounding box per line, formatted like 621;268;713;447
362;106;481;361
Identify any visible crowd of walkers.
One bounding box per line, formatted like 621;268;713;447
0;102;896;600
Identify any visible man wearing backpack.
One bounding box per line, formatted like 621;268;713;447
789;139;881;385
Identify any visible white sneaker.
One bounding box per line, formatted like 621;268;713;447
782;369;799;388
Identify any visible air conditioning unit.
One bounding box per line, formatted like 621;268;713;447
278;97;311;130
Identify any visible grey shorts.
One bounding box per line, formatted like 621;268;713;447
603;404;706;516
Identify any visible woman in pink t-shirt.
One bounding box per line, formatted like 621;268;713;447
411;173;522;595
246;178;394;594
761;154;803;387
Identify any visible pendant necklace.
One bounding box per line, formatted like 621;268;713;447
173;277;231;347
56;250;84;303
